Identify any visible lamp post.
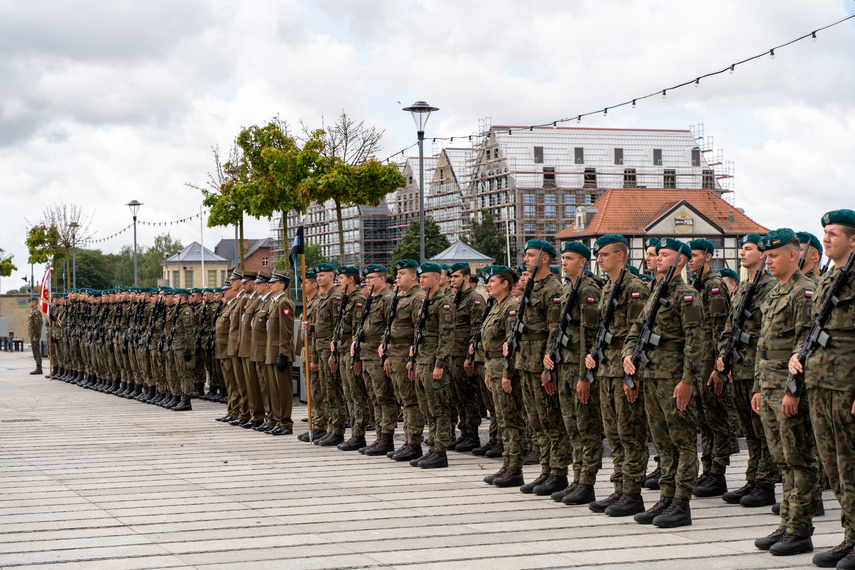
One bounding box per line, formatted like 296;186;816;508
126;200;142;286
69;221;79;289
403;100;439;263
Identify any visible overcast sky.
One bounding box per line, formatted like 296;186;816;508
1;0;853;287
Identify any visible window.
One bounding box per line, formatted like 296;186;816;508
543;192;556;204
543;167;556;188
702;169;715;189
585;191;596;205
566;193;576;204
524;205;536;218
544;205;556;218
545;222;556;234
208;270;217;287
185;270;194;288
574;147;584;164
623;168;637;188
664;169;676;189
524;193;535;204
583;168;597;188
524;222;536;233
534;146;544;164
262;256;268;267
691;148;701;167
494;148;499;159
172;270;180;287
565;204;576;218
614;148;623;165
653;148;662;166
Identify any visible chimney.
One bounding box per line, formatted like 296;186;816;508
728;209;735;223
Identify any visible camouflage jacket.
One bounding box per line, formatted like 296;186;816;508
28;308;43;341
622;275;705;384
171;302;196;352
515;273;562;374
414;290;455;370
482;294;519;380
594;272;649;378
547;273;601;382
716;271;775;381
355;287;393;358
695;270;732;365
390;285;425;349
451;287;486;357
312;288;341;344
801;265;855;392
337;290;364;353
754;270;814;391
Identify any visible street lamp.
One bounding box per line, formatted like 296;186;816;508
69;221;79;289
126;200;142;286
403;100;439;263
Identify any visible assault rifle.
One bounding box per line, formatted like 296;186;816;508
466;296;495;368
787;250;855;395
205;300;222;356
716;259;766;384
797;240;810;272
351;285;375;365
142;298;162;349
380;286;399;368
820;258;832;276
503;248;543;370
156;302;169;352
586;264;628;383
623;251;681;390
165;302;180;350
330;292;351;365
544;272;583;384
409;286;432;372
195;302;208;353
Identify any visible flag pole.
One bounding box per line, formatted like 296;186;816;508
300;240;312;441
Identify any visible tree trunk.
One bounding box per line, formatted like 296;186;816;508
239;215;245;272
335;200;345;265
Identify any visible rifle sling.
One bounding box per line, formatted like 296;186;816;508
758;348;793;361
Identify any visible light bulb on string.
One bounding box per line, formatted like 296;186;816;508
576;115;581;124
769;49;775;59
603;108;608;117
812;31;817;42
552;121;557;129
631;99;636;108
694;78;700;87
729;64;735;74
661;90;667;99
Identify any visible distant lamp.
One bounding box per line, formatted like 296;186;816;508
126;200;143;286
402;101;439;263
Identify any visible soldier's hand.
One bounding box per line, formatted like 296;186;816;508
623;356;636;376
409;346;414;358
432;367;443;380
383;360;391;377
788;354;803;375
673;381;692;411
541;372;556;395
502;342;509;356
782;394;800;418
352;361;362;375
276;353;288;372
751;392;761;414
378;345;385;358
502;377;512;393
310;361;319;372
468;344;474;354
407;363;415;381
707;370;725;395
463;361;474;377
585;354;596;369
301;320;309;331
484;376;491;392
576;379;590;404
715;357;725;372
624;384;639;403
543;354;555;370
328;356;337;374
350;341;356;357
329;341;335;352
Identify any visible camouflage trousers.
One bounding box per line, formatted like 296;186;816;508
520;369;571;476
415;358;451;452
488;370;526;468
450;355;482;435
164;351;180;395
477;361;499;441
362;352;397;435
760;387;819;538
389;345;425;444
31;340;42;368
151;351;167;393
317;348;346;435
644;377;699;500
694;361;732;476
557;362;603;485
339;348;369;438
172;350;195;396
600;375;649;494
809;387;855;542
302;348;326;431
731;379;776;488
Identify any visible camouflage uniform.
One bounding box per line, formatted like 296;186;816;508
717;272;777;489
596;273;650;494
313;289;347;436
549;274;603;485
302;293;324;430
623;275;703;500
358;288;396;435
28;305;44;370
755;269;818;538
693;270;733;477
415;290;455;452
171;301;197;396
483;295;525;467
339;290;370;438
450;287;486;438
517;273;570;477
389;286;426;445
804;263;855;543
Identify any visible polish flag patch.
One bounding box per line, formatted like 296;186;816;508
711;288;720;294
631;292;641;299
553;297;562;304
586;297;596;304
356;303;363;308
805;290;814;298
335;296;342;301
683;295;693;302
509;310;517;316
284;309;290;315
443;304;450;310
474;301;481;306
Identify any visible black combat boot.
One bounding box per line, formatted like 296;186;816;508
412;450;434;467
634;496;672;524
163;395;180;409
365;433;395;456
813;540;855;568
524;447;540;465
418;451;448;469
472;439;497;456
722;482;754;504
693;472;727;497
393;443;422;462
652;497;692;528
193;382;204;398
447;433;465;451
338;435;366;451
485;441;505;459
520;473;549;494
755;528;786;550
551;481;578;502
455;434;481;453
493;467;524;488
317;433;344;447
563;483;596;505
769;533;813;556
172;395;192;411
644;466;662;490
740;485;776;508
589;490;622;512
485;464;508;485
605;493;645;517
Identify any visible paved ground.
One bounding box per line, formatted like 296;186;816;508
0;350;839;569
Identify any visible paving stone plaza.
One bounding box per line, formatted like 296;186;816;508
0;350;840;569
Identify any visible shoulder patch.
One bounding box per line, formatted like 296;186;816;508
335;296;342;301
711;288;720;294
805;290;814;298
284;308;290;315
356;303;363;308
586;297;596;303
443;304;450;310
474;300;481;306
631;292;641;299
509;310;517;316
184;311;190;315
553;297;562;304
683;295;693;302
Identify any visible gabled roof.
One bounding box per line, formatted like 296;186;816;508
161;242;228;265
556;188;768;239
214;238;271;263
429;241;494;263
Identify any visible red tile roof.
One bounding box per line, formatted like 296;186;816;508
557;188;768;239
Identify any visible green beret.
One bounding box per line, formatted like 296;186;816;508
759;228;797;252
517;263;528;275
304;270;317;280
796;231;822;253
644;237;661;249
419;262;443;275
717;268;739;281
393;259;419;272
688;238;715;255
639;273;653;282
314;263;335;274
550;266;560;275
593;234;628;256
492;265;514;276
162;288;174;295
174;288;189;295
740;234;762;247
449;262;470;274
656;237;692;259
335;266;359;277
28;296;37;302
560;240;591;259
822;209;855;228
362;264;387;277
478;265;493;280
524;239;557;258
628;265;640;276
